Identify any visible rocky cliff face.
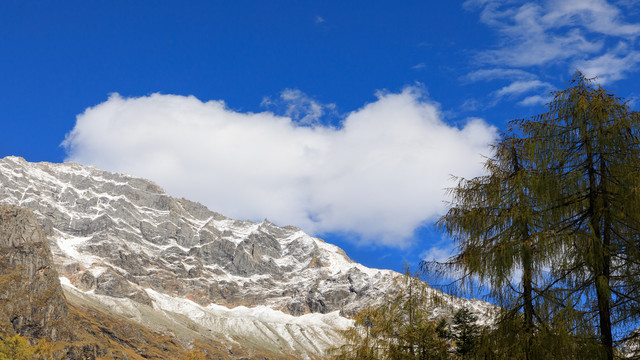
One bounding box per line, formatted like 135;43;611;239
0;204;282;359
0;205;71;341
0;156;493;359
0;156;397;315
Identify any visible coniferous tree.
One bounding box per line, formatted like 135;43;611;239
436;318;450;341
0;335;56;360
429;72;640;358
451;307;480;358
329;272;451;360
514;72;640;359
431;132;549;358
0;335;34;360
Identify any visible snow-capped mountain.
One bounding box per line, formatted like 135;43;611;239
0;156;492;358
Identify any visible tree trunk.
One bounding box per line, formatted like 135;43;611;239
522;240;534;360
598;154;614;360
587;137;613;360
512;145;534;359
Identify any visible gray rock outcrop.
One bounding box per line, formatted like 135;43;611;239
0;156;398;316
0;205;71;341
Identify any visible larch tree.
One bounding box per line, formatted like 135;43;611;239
329;271;451;360
430;72;640;358
432;133;549;358
515;72;640;359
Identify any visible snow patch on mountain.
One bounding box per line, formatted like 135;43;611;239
60;276;350;358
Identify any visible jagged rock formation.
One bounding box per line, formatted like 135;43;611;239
0;156;395;317
0;205;71;341
0;156;494;359
0;204;289;359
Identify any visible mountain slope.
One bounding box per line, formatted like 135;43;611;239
0;156;493;358
0;205;281;359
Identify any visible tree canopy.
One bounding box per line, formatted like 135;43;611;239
430;72;640;359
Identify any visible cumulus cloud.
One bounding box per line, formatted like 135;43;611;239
261;89;336;126
63;88;496;247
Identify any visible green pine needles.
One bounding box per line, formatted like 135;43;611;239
433;72;640;359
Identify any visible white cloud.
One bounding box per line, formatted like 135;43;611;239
462;0;640;110
261;89;336;126
420;244;455;264
63;89;496;248
474;2;603;67
574;47;640;84
545;0;640;37
411;63;427;70
460;98;482;112
518;94;552;107
466;0;640;76
465;68;535;82
494;80;553;98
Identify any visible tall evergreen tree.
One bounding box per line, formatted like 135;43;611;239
431;72;640;358
451;307;480;358
514;72;640;359
432;131;547;358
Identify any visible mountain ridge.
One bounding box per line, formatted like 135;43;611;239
0;155;493;358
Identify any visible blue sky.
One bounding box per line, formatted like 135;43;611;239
2;1;640;274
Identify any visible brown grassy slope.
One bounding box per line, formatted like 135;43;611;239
68;301;301;360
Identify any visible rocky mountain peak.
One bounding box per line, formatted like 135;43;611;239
0;156;494;358
0;156;394;316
